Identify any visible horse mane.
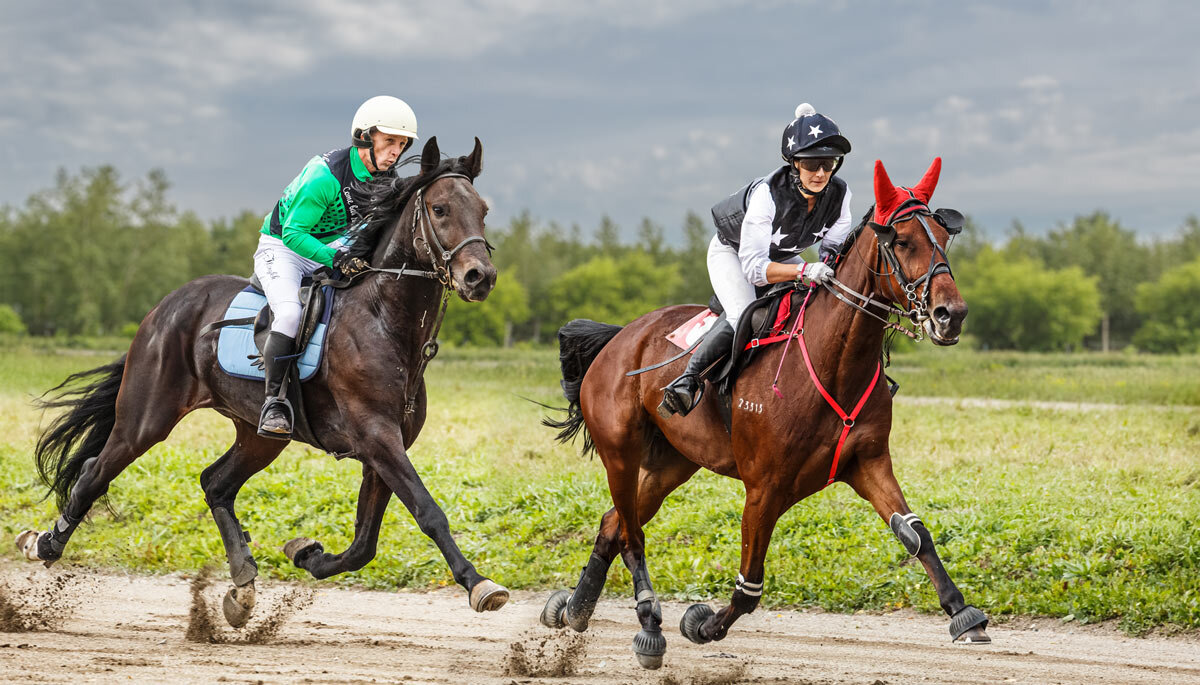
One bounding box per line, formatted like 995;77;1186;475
346;154;476;259
835;203;877;259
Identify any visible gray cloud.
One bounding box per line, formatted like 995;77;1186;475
1;0;1197;241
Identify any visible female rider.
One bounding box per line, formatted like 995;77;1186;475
658;103;855;418
253;95;418;438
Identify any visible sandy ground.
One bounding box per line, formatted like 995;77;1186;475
1;564;1198;685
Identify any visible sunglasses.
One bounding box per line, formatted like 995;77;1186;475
795;157;840;173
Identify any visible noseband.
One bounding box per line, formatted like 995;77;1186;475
411;172;492;288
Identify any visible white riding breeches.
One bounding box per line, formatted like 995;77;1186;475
707;234;805;327
252;234;345;337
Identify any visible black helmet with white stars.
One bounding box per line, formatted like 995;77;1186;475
781;103;852;162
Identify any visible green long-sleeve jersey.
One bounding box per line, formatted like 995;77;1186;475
260;147;375;267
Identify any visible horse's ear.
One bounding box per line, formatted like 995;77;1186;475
464;137;483;179
911;157;942;203
420;136;441;175
872;160;903;224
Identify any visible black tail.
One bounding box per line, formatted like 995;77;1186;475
541;319;623;455
35;356;127;513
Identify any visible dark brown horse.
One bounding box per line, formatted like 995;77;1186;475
540;158;989;669
16;137;510;627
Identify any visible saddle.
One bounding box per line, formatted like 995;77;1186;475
247;274;328;369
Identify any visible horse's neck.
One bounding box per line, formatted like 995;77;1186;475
788;236;886;386
355;203;443;348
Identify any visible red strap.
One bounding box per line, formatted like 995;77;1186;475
794;299;882;486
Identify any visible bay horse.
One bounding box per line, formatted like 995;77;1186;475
540;158;989;669
16;137;510;627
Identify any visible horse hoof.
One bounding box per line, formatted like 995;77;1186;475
679;603;715;645
222;583;257;629
15;530;42;561
633;628;666;670
282;537;322;565
540;590;570;629
950;605;990;643
469;579;509;613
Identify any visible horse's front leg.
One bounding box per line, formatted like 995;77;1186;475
844;452;990;643
283;464;391;579
680;484;787;645
354;428;509;612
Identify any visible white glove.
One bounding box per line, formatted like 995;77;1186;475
797;261;834;284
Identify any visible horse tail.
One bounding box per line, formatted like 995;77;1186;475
542;319;623;455
34;356;127;513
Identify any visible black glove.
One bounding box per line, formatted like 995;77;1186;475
332;249;370;277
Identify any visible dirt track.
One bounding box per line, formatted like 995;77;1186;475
1;564;1198;684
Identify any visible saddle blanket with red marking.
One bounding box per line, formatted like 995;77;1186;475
665;308;719;351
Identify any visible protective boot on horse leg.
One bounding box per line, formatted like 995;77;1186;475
257;331;296;439
657;318;733;418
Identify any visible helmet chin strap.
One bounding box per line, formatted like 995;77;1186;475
790;168;826;197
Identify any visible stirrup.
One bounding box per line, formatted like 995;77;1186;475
656;376;704;419
257;397;293;440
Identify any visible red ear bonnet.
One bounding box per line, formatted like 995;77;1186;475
872;157;943;224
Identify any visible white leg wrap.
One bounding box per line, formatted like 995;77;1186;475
735;573;763;597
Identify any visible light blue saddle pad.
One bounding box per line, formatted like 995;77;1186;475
216;287;328;382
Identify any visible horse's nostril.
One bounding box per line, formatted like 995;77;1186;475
933;306;951;325
465;268;483;287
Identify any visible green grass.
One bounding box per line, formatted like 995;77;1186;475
1;344;1198;635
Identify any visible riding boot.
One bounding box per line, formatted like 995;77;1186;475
258;332;296;439
657;318;735;419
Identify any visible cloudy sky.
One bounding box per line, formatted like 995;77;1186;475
2;0;1197;242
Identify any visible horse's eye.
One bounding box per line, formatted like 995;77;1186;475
432;205;446;217
895;239;910;248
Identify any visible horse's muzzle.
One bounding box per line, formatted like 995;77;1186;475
926;300;966;345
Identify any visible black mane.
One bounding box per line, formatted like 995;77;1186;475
347;155;475;259
836;203;877;259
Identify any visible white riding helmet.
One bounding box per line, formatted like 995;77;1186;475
351;96;419;148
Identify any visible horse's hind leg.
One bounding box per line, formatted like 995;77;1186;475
283;463;391;579
18;356;192;565
844;453;991;644
542;447;698;637
199;419;287;628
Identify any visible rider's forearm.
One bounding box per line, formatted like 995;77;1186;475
764;261;807;284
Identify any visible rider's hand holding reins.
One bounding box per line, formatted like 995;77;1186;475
796;261;833;285
332;249;370;278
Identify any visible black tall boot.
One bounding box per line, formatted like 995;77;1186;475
657;318;735;418
257;332;296;439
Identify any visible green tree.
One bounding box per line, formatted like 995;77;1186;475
548;253;682;326
1040;212;1149;349
1133;256;1200;353
674;211;714;305
0;304;26;334
957;247;1102;351
441;269;531;346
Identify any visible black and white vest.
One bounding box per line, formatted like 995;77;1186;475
711;166;847;259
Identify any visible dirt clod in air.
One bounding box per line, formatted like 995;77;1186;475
503;628;587;677
0;571;85;632
185;565;314;644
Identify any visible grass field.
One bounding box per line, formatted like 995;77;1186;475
1;343;1198;635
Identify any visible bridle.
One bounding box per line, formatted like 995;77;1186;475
410;172;493;288
821;195;962;340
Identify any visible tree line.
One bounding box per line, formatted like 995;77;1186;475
2;166;1199;352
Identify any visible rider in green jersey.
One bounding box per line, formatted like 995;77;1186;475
252;96;418;439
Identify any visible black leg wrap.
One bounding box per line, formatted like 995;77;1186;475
889;512;924;556
949;605;989;642
565;553;611;632
731;589;760;615
630;560;665;669
212;507;258;587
